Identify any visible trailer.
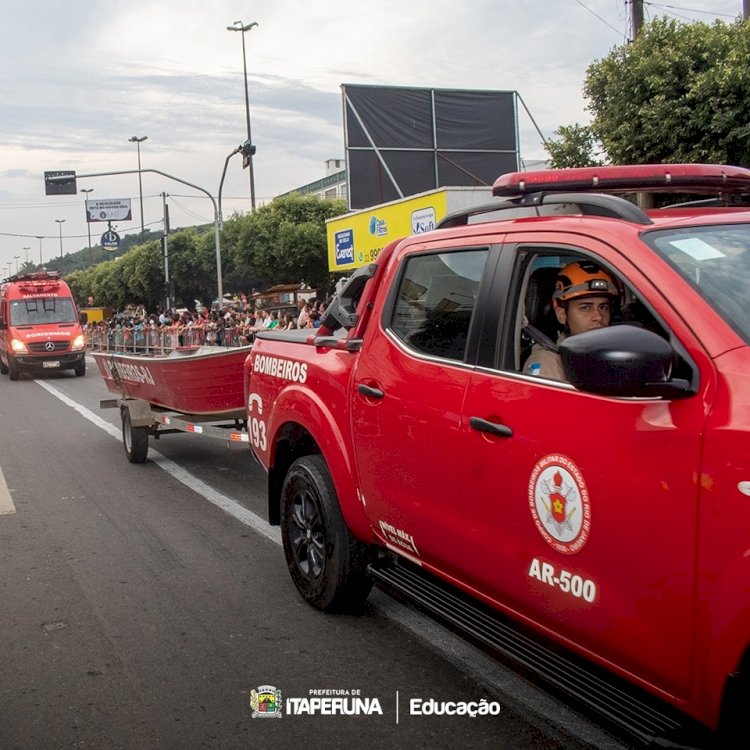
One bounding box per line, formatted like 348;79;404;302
100;397;249;464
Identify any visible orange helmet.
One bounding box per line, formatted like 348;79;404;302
552;261;618;303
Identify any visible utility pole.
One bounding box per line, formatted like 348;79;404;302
162;192;171;312
631;0;644;43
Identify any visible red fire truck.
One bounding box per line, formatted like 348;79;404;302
0;270;86;379
245;164;750;747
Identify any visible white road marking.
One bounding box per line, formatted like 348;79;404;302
0;464;17;515
34;380;280;545
35;378;627;750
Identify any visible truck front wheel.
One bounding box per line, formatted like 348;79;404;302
8;356;19;381
281;455;372;612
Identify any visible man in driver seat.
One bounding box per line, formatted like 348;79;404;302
523;260;619;381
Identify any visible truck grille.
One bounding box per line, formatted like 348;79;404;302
28;341;69;353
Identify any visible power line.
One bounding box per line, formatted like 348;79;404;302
647;2;737;19
575;0;624;35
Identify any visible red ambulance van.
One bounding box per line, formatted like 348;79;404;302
0;270;86;380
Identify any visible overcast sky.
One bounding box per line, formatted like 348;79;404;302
0;0;741;271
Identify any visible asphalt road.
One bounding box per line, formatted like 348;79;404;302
0;356;634;750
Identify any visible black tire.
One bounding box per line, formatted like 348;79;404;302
0;357;7;375
8;357;19;381
74;358;86;377
280;455;372;612
122;409;149;464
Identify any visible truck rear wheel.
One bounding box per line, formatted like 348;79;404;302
281;455;372;612
122;409;149;463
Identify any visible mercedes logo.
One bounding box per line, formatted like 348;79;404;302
45;341;55;351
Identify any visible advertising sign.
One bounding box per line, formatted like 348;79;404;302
86;199;132;223
326;187;492;271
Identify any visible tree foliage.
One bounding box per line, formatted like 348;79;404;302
544;124;603;168
224;193;346;294
584;17;750;166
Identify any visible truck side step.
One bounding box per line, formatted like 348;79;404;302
368;557;710;749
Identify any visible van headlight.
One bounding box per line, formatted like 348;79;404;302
71;334;85;351
10;339;28;354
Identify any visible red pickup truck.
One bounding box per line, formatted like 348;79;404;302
246;164;750;747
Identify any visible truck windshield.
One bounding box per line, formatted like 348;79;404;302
9;297;77;325
642;223;750;343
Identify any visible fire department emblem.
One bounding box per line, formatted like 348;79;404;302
250;685;282;718
528;454;591;555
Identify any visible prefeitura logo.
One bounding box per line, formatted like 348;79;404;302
250;685;282;718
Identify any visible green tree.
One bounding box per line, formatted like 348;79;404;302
544;124;603;168
225;194;346;296
585;17;750;166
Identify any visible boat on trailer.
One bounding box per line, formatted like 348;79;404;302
92;345;252;416
92;345;254;463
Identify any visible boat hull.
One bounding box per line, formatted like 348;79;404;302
92;346;252;416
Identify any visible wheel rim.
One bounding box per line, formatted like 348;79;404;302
123;415;132;453
288;487;326;581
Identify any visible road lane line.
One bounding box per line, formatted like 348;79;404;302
34;380;280;545
35;379;627;750
0;464;17;515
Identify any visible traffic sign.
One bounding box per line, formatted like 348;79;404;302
101;230;120;250
44;170;77;196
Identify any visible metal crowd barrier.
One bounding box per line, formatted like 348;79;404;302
85;326;249;354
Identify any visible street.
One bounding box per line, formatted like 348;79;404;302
0;357;632;750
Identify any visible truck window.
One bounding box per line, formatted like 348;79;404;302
389;248;488;361
642;223;750;343
9;297;77;325
515;250;671;375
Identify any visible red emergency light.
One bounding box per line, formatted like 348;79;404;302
493;164;750;197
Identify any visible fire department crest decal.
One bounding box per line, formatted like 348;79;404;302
528;454;590;555
250;685;282;718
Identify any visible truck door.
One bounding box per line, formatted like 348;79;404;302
459;234;708;697
350;245;491;577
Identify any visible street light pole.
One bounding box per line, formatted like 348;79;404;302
22;246;30;265
36;236;43;267
128;135;148;240
55;219;66;259
227;20;258;211
81;187;94;250
13;255;20;274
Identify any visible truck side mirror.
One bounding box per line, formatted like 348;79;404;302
320;263;378;332
560;325;696;399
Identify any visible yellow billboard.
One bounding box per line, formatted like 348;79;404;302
326;187;492;272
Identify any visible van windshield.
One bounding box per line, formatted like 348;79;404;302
9;297;77;325
642;223;750;343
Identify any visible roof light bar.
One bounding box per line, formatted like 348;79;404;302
493;164;750;197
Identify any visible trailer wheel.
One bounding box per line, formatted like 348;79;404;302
122;409;149;463
74;359;86;377
8;357;19;381
280;455;372;612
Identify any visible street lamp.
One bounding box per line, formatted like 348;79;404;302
128;135;148;240
36;236;43;267
22;246;30;265
55;218;65;259
227;20;258;211
13;255;19;274
81;187;94;250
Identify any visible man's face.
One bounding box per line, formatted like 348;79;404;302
555;295;611;336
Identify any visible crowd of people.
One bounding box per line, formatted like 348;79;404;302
85;297;330;353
